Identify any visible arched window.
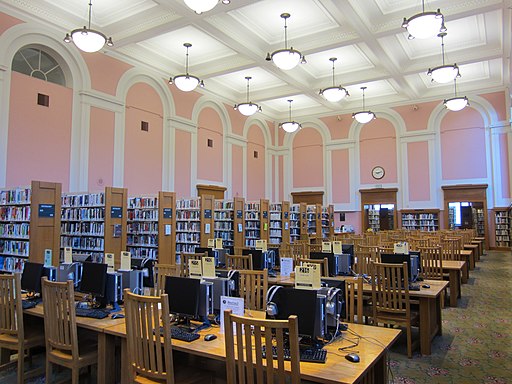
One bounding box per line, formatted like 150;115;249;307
12;47;66;86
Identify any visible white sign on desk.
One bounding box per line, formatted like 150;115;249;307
280;257;294;276
105;253;115;273
322;241;332;253
202;256;216;278
215;238;223;250
295;265;321;290
220;296;244;334
332;241;342;255
208;238;215;248
64;247;72;264
119;251;131;271
189;259;202;279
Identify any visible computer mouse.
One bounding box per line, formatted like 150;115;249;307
345;353;360;363
111;313;125;319
422;284;431;289
204;334;217;341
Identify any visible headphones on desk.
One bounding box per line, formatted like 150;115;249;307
227;269;238;292
266;285;283;317
325;287;341;316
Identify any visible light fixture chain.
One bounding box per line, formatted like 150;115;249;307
246;78;250;103
331;60;336;86
88;0;93;30
185;46;189;75
441;35;446;66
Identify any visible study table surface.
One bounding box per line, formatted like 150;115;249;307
269;274;448;356
104;319;400;384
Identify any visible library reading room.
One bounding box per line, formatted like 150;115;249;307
0;1;511;383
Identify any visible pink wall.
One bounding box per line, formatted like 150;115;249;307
320;113;352;140
246;125;265;200
123;83;163;194
82;54;132;96
197;107;223;183
0;12;24;34
279;156;284;201
292;128;324;188
7;72;71;189
441;108;487;180
407;141;430;201
168;86;202;120
481;91;507;122
359;119;397;184
88;107;114;191
498;133;510;198
175;130;191;197
333;211;362;234
393;101;439;132
331;149;350;203
231;145;243;197
225;102;246;137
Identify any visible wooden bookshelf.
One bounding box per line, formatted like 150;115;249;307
61;186;127;268
400;209;440;232
321;204;334;239
127;191;176;264
200;195;215;248
289;204;301;243
214;199;234;249
233;197;245;250
492;207;511;249
244;199;269;247
175;198;201;255
0;181;61;271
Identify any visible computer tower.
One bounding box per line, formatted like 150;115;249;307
335;253;352;276
202;276;232;313
318;285;344;328
43;266;57;281
57;263;82;288
213;249;227;267
198;281;214;321
409;253;420;282
105;272;123;306
315;294;327;339
120;269;144;295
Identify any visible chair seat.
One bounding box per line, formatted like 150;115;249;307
48;342;97;369
0;328;45;350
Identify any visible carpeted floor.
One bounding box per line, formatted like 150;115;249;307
1;250;511;383
389;249;512;384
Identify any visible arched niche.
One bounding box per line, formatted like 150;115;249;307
292;127;324;190
246;124;266;200
123;82;164;194
197;106;224;184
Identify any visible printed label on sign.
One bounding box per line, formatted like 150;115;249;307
202;256;216;278
332;241;342;255
105;253;115;273
120;251;131;271
189;259;202;279
322;241;332;253
64;247;73;264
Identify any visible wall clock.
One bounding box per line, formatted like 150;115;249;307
372;166;385;180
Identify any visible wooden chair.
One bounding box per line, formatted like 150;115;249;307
370;261;419;358
224;310;301;384
296;257;329;277
0;274;45;384
289;242;307;261
180;251;205;277
441;237;462;261
419;246;443;280
41;278;98;383
307;243;323;253
344;276;364;324
226;254;253;270
238;269;268;311
154;263;180;296
354;248;376;276
124;289;174;383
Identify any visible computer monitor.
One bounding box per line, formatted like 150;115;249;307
310;252;336;277
341;244;354;257
21;262;44;297
195;247;215;258
380;253;417;282
131;257;154;287
242;249;276;271
164;276;201;326
79;262;108;301
271;287;318;341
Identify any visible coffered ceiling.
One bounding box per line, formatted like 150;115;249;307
2;0;510;120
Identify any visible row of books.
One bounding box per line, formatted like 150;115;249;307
0;188;31;205
62;193;104;207
0;223;30;238
0;206;31;221
0;239;29;256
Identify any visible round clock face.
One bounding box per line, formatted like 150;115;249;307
372;166;385;180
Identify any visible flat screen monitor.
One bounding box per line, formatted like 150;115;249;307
21;262;44;295
341;244;354;257
131;257;154;287
79;262;108;298
310;252;336;277
271;287;317;339
380;253;414;282
242;248;268;270
165;276;201;321
195;247;215;258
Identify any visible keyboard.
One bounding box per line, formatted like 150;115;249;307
169;326;200;342
262;346;327;364
75;307;110;319
409;283;421;291
22;299;39;310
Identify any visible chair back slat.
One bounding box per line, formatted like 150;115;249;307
419;246;443;280
180;252;205;277
226;254;253;270
296;257;329;277
239;270;268;311
0;274;22;337
125;289;174;383
345;276;364;324
224;311;300;384
371;261;410;316
154;263;179;295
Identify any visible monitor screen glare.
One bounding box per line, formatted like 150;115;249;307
21;262;44;296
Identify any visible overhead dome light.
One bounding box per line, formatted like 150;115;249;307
279;100;301;133
64;0;113;53
320;57;349;102
401;1;446;39
427;32;460;84
444;79;469;111
184;0;218;14
352;86;376;124
234;76;261;116
168;43;204;92
266;13;306;71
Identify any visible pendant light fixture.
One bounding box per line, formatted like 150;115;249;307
64;0;113;53
319;57;349;102
427;32;460;84
234;76;261;116
401;0;446;40
183;0;230;14
266;13;306;71
168;43;204;92
444;79;469;111
279;100;301;133
352;87;376;124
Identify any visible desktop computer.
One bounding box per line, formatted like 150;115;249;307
43;266;57;281
202;276;232;313
119;269;144;295
336;253;352;275
198;280;214;321
318;284;345;328
104;272;123;309
56;262;82;288
315;293;327;340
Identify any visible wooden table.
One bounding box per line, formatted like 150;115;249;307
443;260;465;307
104;320;400;384
269;274;447;356
24;304;125;384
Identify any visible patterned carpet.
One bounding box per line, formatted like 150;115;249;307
389;250;512;384
1;250;511;383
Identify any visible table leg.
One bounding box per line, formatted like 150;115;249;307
449;270;460;307
461;258;469;283
120;338;128;383
373;351;387;384
97;333;117;384
0;348;10;364
419;297;431;355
